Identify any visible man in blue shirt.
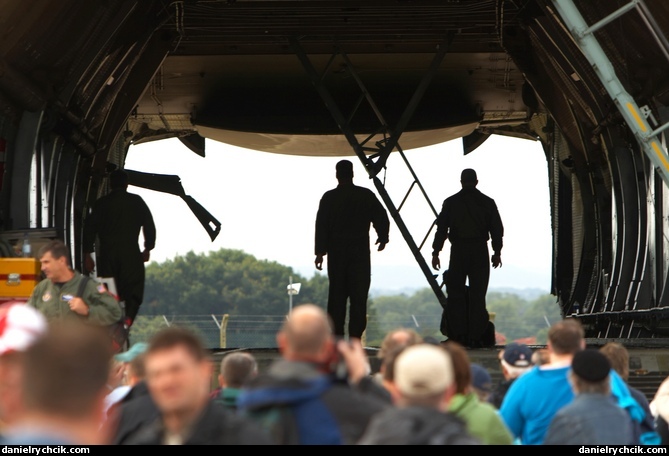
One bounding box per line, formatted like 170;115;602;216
499;318;657;445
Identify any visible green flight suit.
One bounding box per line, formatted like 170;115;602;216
27;271;122;326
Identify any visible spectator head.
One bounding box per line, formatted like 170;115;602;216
109;170;129;190
501;342;534;379
21;321;112;444
126;353;147;385
393;343;455;409
377;327;423;360
532;348;550;366
569;349;611;396
442;341;472;395
599;342;629;382
114;342;149;387
115;342;149;364
144;327;212;420
218;351;258;389
547;318;585;357
379;344;408;402
470;363;493;402
38;239;72;280
278;304;334;366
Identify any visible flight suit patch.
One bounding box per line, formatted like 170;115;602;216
42;292;51;301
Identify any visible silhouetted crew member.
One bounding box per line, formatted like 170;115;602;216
314;160;390;340
83;170;156;324
431;168;503;347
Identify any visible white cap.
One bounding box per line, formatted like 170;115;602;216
394;344;454;397
0;303;48;355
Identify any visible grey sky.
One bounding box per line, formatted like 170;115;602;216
124;134;552;292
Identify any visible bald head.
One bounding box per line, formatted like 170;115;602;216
279;304;333;361
378;328;423;359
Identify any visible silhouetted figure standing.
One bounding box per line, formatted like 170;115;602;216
83;170;156;325
315;160;390;340
431;168;503;347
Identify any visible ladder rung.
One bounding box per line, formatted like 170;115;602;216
397;181;417;212
419;220;437;251
649;121;669;139
581;1;637;37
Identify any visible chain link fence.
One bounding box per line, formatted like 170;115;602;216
130;313;444;349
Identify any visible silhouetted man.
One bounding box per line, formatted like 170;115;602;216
83;169;156;325
314;160;390;340
431;168;503;348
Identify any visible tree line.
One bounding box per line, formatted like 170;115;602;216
135;248;562;345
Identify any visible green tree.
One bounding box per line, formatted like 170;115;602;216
144;249;313;316
128;315;170;344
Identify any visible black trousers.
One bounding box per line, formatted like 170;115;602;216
445;242;490;343
98;251;145;323
326;248;371;339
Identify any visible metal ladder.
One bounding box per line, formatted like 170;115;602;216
289;36;451;315
551;0;669;185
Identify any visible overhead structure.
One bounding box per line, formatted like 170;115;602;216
552;0;669;186
4;1;669;339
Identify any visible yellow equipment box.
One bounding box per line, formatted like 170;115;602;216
0;258;41;302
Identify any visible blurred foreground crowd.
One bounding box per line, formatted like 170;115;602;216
0;301;666;446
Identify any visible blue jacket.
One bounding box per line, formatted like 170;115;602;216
499;364;659;445
237;359;389;445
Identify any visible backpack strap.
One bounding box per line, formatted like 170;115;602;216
76;275;90;299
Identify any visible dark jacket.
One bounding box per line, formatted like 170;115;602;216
109;381;160;445
543;393;636;445
212;387;243;410
432;187;503;254
488;377;516;409
123;400;272;445
357;406;482;445
315;183;389;255
237;359;390;445
628;385;660;445
83;188;156;258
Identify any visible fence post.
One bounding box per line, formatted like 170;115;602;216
362;314;367;347
220;314;229;348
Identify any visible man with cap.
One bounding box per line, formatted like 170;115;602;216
470;363;493;403
105;342;161;445
357;343;481;445
543;349;636;445
2;321;114;445
431;168;504;348
488;342;534;409
104;342;150;416
314;159;390;341
499;319;653;445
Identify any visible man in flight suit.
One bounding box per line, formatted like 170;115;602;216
314;160;390;340
27;239;122;326
83;169;156;325
431;168;503;348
